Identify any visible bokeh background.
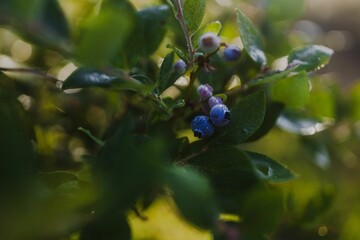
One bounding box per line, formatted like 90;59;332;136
1;0;360;239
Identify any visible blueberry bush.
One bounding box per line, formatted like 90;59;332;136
3;0;358;239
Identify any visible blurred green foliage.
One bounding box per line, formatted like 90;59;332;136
0;0;359;240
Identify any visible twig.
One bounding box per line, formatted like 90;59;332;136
174;0;195;64
0;67;59;85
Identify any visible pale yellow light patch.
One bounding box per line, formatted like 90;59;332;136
177;129;200;143
129;197;211;240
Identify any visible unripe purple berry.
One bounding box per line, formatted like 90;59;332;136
223;45;242;61
197;84;213;99
174;59;187;74
208;96;223;108
191;115;215;138
199;33;221;54
210;104;231;127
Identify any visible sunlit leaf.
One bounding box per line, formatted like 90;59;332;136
288;45;334;72
271;71;310;108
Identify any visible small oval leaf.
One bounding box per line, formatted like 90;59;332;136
246;151;296;182
183;0;206;33
288;45;334;72
236;9;267;66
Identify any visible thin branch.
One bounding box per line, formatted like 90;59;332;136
0;67;59;85
174;0;194;64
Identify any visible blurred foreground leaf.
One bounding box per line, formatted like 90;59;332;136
166;166;218;229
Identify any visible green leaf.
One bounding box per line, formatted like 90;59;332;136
276;110;333;136
189;146;259;194
288;45;334;72
138;5;170;55
236;9;266;66
163;98;185;109
246;152;296;182
212;90;266;145
75;1;136;67
115;5;170;68
39;171;79;189
93;117;164;212
183;0;206;33
78;127;105;146
158;52;183;93
192;21;222;48
246;102;284;142
167;44;189;62
247;65;299;87
62;68;153;94
271;71;310;108
166;166;218;229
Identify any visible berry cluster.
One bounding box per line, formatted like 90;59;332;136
191;84;231;138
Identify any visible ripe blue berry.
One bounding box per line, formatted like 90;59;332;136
223;45;242;61
191;115;215;138
208;96;223;108
174;59;187;74
210;104;231;127
197;84;213;99
199;33;221;54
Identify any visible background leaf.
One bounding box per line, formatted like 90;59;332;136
75;1;136;67
115;5;170;67
236;9;267;66
246;151;296;182
271;71;310;108
183;0;206;33
288;45;334;72
0;0;70;50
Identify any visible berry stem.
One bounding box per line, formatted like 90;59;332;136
173;0;195;64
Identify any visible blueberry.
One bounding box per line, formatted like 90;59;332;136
174;59;187;74
197;84;213;99
210;104;231;127
223;45;242;61
191;115;215;138
199;33;221;54
208;96;223;108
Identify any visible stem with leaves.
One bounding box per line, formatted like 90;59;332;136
173;0;194;64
